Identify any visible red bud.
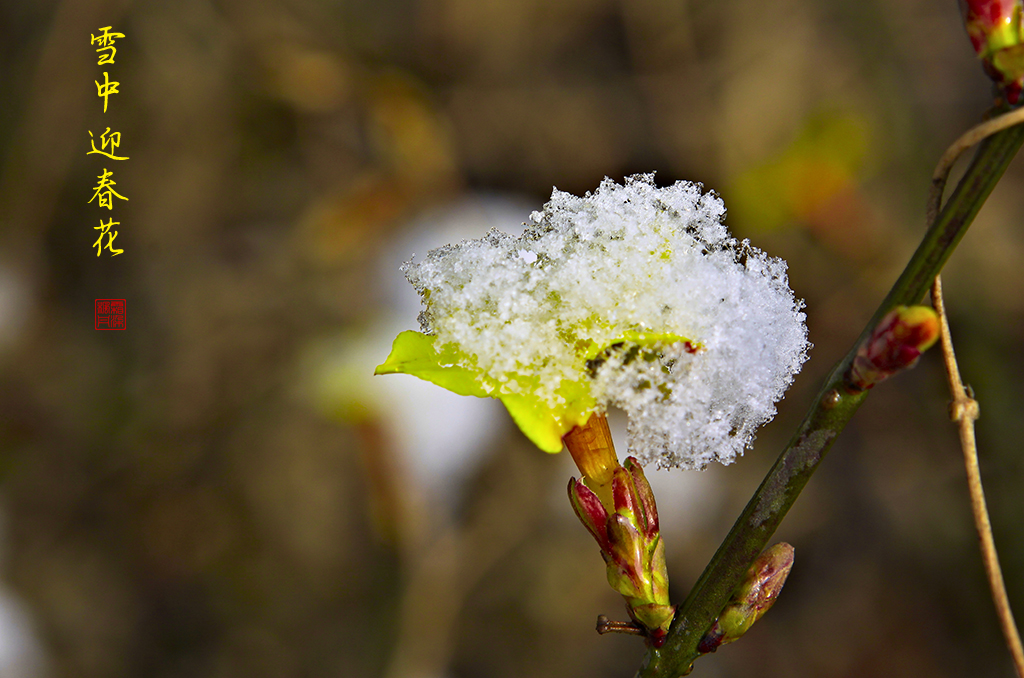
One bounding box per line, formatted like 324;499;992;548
624;457;660;538
961;0;1024;103
568;477;611;551
846;306;940;391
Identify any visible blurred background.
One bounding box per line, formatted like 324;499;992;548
0;0;1022;676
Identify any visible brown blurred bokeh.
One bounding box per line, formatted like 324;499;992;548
0;1;1022;677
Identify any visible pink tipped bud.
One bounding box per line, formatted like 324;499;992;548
612;467;639;521
568;451;675;645
735;542;795;614
624;457;659;538
846;305;940;392
961;0;1024;103
964;0;1023;55
568;478;611;551
699;543;795;654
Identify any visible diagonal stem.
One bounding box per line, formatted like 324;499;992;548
638;117;1024;678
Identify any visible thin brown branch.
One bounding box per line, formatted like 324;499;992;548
930;278;1024;678
928;107;1024;678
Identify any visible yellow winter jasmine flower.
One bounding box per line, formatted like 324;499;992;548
376;174;809;470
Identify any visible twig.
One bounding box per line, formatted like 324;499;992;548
927;107;1024;678
931;278;1024;678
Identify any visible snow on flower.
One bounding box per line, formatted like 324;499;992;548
376;174;810;470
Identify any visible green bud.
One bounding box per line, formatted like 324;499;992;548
699;543;795;654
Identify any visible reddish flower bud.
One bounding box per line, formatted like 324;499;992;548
846;305;940;392
624;457;659;538
568;477;611;551
565;423;675;646
612;468;639;523
699;543;795;654
734;542;795;614
961;0;1024;103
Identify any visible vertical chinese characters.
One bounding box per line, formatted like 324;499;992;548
87;26;128;257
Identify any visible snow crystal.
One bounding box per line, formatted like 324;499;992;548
404;174;810;469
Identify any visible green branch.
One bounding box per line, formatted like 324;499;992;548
638;120;1024;678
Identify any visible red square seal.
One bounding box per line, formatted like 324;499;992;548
95;299;126;330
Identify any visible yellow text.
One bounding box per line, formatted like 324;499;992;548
87;128;129;160
91;26;125;65
88;168;129;209
93;218;124;256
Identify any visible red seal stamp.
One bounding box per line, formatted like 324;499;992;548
95;299;126;330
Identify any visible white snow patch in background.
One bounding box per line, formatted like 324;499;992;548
313;194;536;510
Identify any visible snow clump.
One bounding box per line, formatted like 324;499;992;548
403;174;809;470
